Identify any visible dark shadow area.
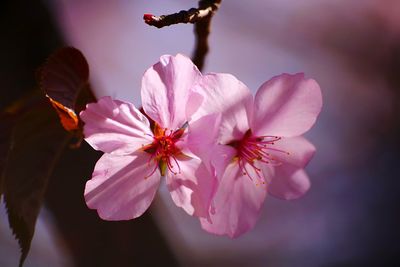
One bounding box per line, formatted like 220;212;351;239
0;1;179;266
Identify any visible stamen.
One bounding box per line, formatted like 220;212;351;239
144;162;158;179
232;130;289;185
165;157;176;174
264;147;290;155
142;122;186;178
170;155;182;175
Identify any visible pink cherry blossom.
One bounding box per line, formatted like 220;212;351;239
189;73;322;238
80;54;215;221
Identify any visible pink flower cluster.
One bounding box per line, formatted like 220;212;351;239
80;54;322;238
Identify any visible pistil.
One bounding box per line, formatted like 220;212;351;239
142;123;185;177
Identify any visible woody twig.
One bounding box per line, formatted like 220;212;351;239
143;0;222;70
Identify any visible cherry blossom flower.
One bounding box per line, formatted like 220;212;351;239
189;73;322;238
80;54;215;221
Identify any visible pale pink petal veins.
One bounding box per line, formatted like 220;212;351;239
265;164;311;200
84;152;160;220
187;113;222;159
200;163;267;238
141;54;202;130
185;90;204;122
187;113;236;177
251;73;322;137
269;136;316;168
166;157;217;219
192;73;253;144
80;96;153;155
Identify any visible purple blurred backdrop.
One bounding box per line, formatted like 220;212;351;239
1;0;399;266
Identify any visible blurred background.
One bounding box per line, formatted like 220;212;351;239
1;0;399;266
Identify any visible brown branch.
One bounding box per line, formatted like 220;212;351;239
192;16;211;71
143;0;222;71
193;1;218;71
143;0;221;29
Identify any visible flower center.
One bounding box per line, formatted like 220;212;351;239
142;123;185;177
229;130;288;185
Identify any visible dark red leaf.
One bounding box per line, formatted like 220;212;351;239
41;47;89;108
1;47;94;265
3;96;70;266
0;113;15;197
40;47;90;131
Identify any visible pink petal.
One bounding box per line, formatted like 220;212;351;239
192;73;253;144
141;54;202;130
187;113;222;157
266;164;311;200
185;90;204;122
206;145;237;183
200;163;267;238
269;136;316;168
252;73;322;137
259;137;314;200
80;96;153;155
187;113;236;177
166;157;217;219
84;152;160;220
